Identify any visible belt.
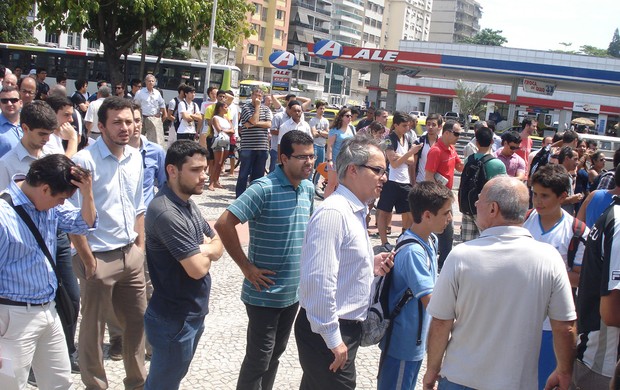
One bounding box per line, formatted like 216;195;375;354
94;242;133;254
0;297;51;307
143;114;161;118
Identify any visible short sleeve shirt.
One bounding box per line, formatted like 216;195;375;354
227;165;314;308
495;150;526;178
145;184;215;319
240;102;272;150
425;140;462;189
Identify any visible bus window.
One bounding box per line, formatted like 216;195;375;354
230;69;240;89
210;69;224;89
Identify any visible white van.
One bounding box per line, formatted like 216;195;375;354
579;133;620;170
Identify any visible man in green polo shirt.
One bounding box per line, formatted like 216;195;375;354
215;130;315;390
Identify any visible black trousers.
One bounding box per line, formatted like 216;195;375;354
295;307;361;390
236;302;299;390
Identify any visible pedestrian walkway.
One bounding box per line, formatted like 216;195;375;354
33;172;462;389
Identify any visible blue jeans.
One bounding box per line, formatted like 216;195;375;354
144;308;205;390
314;144;325;168
56;231;79;356
438;377;476;390
236;149;268;198
269;148;278;173
377;355;422;390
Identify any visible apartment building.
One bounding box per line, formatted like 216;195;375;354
428;0;482;43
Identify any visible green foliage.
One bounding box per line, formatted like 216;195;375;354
460;28;508;46
143;31;190;60
6;0;254;83
0;2;37;44
608;28;620;58
579;45;608;57
454;80;489;128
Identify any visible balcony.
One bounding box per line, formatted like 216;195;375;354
297;1;332;16
333;9;363;21
289;20;330;34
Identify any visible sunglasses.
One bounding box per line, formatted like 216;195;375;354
0;98;20;104
344;114;352;117
450;131;462;137
509;146;520;151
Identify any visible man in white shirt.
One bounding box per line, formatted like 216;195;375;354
84;85;111;136
175;85;201;141
277;100;311;162
296;136;394;389
133;74;166;147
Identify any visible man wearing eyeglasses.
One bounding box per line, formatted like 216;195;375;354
296;135;394;389
0;86;23;159
18;76;37;106
425;120;464;270
216;130;315;390
495;131;527;180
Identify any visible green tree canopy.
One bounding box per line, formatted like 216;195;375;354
579;45;608;57
608;28;620;58
143;31;190;60
460;28;508;46
0;2;37;44
7;0;253;84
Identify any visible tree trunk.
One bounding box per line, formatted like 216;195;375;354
103;44;124;87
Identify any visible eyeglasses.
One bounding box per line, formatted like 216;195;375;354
290;154;316;161
509;146;520;151
359;164;387;177
343;114;352;117
449;131;462;137
0;98;20;104
20;89;35;95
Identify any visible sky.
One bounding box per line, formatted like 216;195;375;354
475;0;619;52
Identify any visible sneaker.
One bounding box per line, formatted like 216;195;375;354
108;338;123;361
27;368;37;387
70;353;80;374
381;242;394;252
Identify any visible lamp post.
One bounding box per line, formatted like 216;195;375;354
204;0;218;97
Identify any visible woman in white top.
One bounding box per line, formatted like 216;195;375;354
209;101;233;191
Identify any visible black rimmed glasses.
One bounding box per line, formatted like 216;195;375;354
290;154;316;161
359;164;387;177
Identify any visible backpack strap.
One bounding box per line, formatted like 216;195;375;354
524;208;534;223
567;217;587;269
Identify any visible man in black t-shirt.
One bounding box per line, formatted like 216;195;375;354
144;140;224;389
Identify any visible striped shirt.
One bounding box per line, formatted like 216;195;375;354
299;184;374;349
228;165;314;308
239;102;272;150
0;176;96;303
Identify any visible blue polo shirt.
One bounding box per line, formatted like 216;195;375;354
380;229;437;362
138;135;167;207
228;165;314;308
0;113;22;158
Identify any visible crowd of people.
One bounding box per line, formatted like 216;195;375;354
0;65;619;390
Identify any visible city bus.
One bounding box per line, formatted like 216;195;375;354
239;80;271;102
0;43;240;101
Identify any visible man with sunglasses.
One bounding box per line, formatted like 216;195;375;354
425;120;464;270
496;131;527;180
216;130;315;390
0;86;23;158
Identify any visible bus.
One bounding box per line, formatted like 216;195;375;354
0;43;240;102
239;80;271;102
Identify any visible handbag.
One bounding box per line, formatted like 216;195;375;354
213;129;230;148
0;193;77;331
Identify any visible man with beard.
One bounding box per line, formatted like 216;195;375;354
143;140;223;389
216;131;315;390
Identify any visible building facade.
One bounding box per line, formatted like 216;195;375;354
428;0;482;43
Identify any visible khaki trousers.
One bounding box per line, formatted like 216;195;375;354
142;116;165;148
73;244;147;390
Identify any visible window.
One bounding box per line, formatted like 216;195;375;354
257;47;264;60
45;32;59;44
260;27;266;40
248;44;256;55
276;9;285;19
254;2;261;13
66;32;81;48
275;29;283;39
261;7;268;21
88;39;100;50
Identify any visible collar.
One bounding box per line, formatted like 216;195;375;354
15;141;42;161
273;165;295;188
139;135;150;152
94;137;130;161
160;183;190;207
334;184;368;214
0;112;19;126
479;225;533;239
6;174;34;208
437;138;453;152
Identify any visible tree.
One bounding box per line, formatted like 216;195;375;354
0;2;37;44
608;28;620;58
7;0;253;84
460;28;508;46
579;45;608;57
454;80;490;129
143;31;190;60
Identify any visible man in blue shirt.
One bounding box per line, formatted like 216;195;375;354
144;140;223;389
0;154;96;389
216;130;315;390
69;96;148;390
377;181;453;390
0;86;23;158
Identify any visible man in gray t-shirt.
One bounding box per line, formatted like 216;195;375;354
423;176;577;390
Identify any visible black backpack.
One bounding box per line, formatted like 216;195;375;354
529;145;552;178
458;154;495;215
172;97;181;131
414;134;429;178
